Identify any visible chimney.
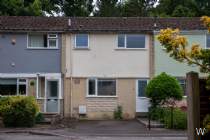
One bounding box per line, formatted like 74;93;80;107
68;18;71;26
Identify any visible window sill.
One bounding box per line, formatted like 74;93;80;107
73;48;90;50
86;96;118;98
115;48;147;50
27;47;59;50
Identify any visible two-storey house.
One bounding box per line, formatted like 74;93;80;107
0;16;207;120
0;16;67;114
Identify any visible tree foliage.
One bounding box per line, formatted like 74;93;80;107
63;0;93;16
122;0;157;17
157;16;210;87
146;72;183;108
94;0;121;17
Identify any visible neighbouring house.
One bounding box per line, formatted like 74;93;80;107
153;18;208;108
0;16;207;119
0;16;68;114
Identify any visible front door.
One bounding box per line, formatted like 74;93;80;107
46;80;59;113
136;79;150;112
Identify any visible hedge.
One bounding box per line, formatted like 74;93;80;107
0;96;39;127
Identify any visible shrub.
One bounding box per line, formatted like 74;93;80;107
0;96;39;127
146;72;183;108
163;108;187;129
150;107;165;122
114;106;123;120
203;114;210;131
150;107;187;129
35;112;44;123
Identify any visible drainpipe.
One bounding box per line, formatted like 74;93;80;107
69;33;73;118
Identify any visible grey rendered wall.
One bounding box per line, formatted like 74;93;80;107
0;33;61;73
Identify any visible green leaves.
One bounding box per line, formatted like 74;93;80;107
146;72;183;108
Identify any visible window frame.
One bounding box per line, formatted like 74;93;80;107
27;33;58;49
177;78;187;97
117;34;146;49
0;78;28;96
206;34;210;49
87;78;117;97
136;79;149;98
75;34;89;49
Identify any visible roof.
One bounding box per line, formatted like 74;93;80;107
0;16;69;32
0;16;206;33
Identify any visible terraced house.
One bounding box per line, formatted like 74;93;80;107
0;16;207;119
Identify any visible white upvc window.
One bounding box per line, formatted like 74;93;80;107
28;33;58;49
0;78;27;96
117;34;146;49
206;34;210;49
75;34;89;49
87;78;116;97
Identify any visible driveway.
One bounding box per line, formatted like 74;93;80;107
0;120;187;139
53;120;187;137
0;133;187;140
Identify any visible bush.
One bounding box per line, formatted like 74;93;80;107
146;72;183;108
203;114;210;131
114;106;123;120
150;107;187;129
150;107;165;122
0;96;39;127
164;108;187;129
35;112;44;123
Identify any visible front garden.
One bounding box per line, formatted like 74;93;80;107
0;96;40;127
146;72;187;129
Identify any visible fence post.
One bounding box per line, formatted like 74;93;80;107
186;72;200;140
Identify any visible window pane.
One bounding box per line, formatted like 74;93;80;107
138;80;147;97
48;81;58;98
28;34;47;48
76;34;88;48
207;35;210;48
127;35;145;48
48;39;57;48
178;79;186;95
19;85;26;95
0;79;17;96
98;80;116;96
38;77;45;98
88;79;95;95
118;35;125;48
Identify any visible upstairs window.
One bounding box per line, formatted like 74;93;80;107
28;33;58;49
88;79;116;97
207;34;210;49
118;34;146;49
75;34;89;49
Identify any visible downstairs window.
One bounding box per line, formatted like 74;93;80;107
88;79;116;96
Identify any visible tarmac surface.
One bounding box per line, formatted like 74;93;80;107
0;120;187;140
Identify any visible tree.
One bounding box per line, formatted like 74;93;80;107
94;0;121;17
155;0;210;17
122;0;157;17
63;0;93;16
194;0;210;16
0;0;62;16
157;16;210;88
146;72;183;108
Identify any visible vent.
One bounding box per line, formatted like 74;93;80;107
79;105;86;115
